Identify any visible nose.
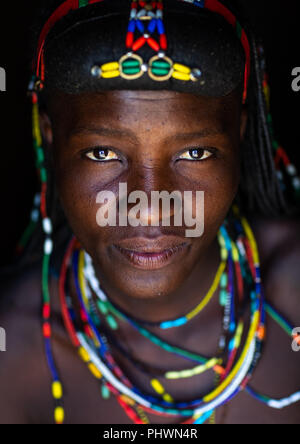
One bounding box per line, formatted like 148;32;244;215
121;163;180;227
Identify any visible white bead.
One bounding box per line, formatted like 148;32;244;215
130;8;137;19
137;9;146;18
31;209;39;222
44;238;53;255
292;177;300;189
286;164;297;176
34;193;41;206
43;217;53;234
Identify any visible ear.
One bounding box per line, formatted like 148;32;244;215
240;106;248;141
39;112;53;147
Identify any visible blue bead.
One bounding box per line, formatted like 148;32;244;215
128;20;136;33
229;338;235;351
194;0;205;7
136;20;145;33
229;322;236;333
148;18;157;33
160;317;187;329
194;410;214;424
157;19;165;35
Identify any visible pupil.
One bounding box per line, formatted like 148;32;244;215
190;149;203;159
95;148;108;159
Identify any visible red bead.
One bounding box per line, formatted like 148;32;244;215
84;324;93;338
80;308;88;323
43;303;51;320
32;92;38;104
43;322;51;338
147;37;160;52
126;32;134;49
132;36;146;51
160;34;167;50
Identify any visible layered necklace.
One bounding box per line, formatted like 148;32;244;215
41;205;300;425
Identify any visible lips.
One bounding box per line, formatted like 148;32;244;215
112;236;191;270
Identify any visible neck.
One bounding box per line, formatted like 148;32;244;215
92;238;221;325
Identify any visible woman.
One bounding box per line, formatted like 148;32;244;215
0;0;300;424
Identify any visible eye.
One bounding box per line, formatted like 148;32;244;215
85;147;120;162
178;148;214;161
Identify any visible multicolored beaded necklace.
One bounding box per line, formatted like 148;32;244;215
20;0;300;426
52;211;300;425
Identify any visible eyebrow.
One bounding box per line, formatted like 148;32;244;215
69;126;225;143
69;126;139;144
169;128;226;141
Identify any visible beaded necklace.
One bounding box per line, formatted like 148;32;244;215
53;215;264;424
21;0;300;426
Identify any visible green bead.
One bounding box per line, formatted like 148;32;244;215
122;67;141;75
219;289;228;307
101;384;110;400
79;0;89;7
40;169;47;183
106;315;118;330
152;60;171;69
37;147;44;164
220;273;228;288
122;60;141;68
151;68;170;76
97;301;108;315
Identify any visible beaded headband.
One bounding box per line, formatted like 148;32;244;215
34;0;251;103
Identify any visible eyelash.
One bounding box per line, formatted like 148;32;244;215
83;147;216;163
178;148;216;162
84;147;120;162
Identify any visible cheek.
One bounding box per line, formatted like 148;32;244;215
175;155;241;224
53;154;123;247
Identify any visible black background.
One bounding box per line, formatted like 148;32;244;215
0;0;299;266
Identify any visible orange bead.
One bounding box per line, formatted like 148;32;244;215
257;326;265;341
43;322;51;338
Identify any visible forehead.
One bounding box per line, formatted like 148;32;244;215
48;89;241;128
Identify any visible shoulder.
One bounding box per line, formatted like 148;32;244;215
251;216;300;326
0;263;53;423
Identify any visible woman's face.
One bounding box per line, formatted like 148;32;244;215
45;89;244;300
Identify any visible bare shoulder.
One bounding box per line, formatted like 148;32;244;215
0;264;53;423
252;216;300;324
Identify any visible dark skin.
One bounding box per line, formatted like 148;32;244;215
0;90;299;424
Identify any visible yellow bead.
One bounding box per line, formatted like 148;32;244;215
221;248;228;261
173;63;191;74
88;363;102;379
52;381;63;400
78;346;90;363
172;71;191;81
151;379;165;395
232;243;239;262
101;70;120;79
163;393;174;403
120;395;135;406
54;407;65;424
101;62;120;72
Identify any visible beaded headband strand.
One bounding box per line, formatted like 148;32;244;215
34;0;251;103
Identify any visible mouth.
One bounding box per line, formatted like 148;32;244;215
112;237;191;271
